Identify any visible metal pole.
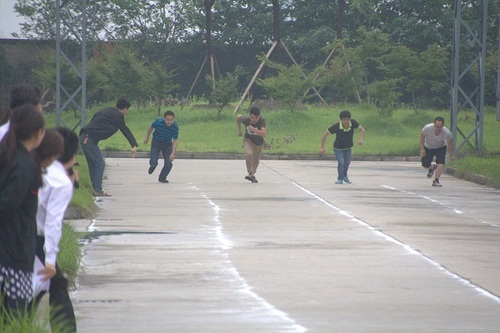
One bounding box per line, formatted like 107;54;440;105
56;0;62;127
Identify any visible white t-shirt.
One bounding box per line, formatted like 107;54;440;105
421;123;453;149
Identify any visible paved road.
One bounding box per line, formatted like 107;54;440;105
72;158;500;332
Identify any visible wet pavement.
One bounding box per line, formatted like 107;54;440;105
71;158;500;332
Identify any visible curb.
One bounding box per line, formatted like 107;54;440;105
102;151;422;162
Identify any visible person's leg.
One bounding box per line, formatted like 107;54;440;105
343;149;352;183
80;135;105;193
333;148;345;183
433;146;447;186
49;264;76;333
243;139;254;176
159;145;173;182
148;140;161;174
421;147;437;178
252;143;263;175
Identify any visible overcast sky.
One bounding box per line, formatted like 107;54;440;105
0;0;24;39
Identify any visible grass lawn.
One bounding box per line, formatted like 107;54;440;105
46;102;499;182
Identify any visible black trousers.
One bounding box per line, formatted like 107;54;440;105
34;236;77;333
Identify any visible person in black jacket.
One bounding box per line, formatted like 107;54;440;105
0;104;45;319
79;97;138;197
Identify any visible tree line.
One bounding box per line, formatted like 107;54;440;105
1;0;497;113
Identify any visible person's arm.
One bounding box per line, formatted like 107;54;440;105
247;125;266;138
419;132;426;157
0;157;34;214
320;130;330;155
357;125;366;145
115;113;139;154
170;139;178;161
236;115;243;137
448;139;455;160
144;127;153;145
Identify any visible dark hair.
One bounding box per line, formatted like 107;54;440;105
0;104;45;168
116;97;131;110
55;127;79;164
434;116;445;125
36;128;64;164
8;84;41;110
249;106;260;116
339;110;351;119
164;110;175;118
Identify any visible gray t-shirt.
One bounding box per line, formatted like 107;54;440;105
421;123;453;149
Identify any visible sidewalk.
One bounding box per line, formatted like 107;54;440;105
72;158;500;332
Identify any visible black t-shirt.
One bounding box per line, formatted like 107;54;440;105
241;116;266;146
327;119;360;149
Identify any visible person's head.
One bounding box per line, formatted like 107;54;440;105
116;97;131;113
55;126;79;166
36;128;64;168
339;110;352;128
249;106;261;124
8;84;42;113
0;104;45;167
163;110;175;127
434;116;445;135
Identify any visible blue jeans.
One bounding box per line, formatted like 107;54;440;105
80;133;105;192
334;148;352;180
149;140;173;181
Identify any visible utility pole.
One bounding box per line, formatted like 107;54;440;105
451;0;488;154
55;0;87;129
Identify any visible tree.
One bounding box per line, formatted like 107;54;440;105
206;67;243;119
256;56;325;112
148;62;178;115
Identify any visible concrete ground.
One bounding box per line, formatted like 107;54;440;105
71;158;500;333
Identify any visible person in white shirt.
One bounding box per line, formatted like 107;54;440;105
0;84;42;142
420;116;455;187
34;127;79;333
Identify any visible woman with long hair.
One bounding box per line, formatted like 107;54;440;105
0;104;45;319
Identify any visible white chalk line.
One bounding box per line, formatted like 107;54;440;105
191;185;307;333
382;185;499;228
292;182;500;305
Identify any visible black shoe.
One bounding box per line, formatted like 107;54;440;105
245;175;253;181
432;179;442;187
148;166;156;174
250;176;258;183
159;179;169;183
427;164;437;178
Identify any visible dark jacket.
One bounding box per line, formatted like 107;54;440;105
80;107;138;147
0;145;40;272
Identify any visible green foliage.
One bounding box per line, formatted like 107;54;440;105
367;79;402;117
89;44;151;102
57;224;83;286
206;66;244;119
256;56;327;112
148;61;178;115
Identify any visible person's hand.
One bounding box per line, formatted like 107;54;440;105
131;146;137;158
357;139;363;146
70;168;79;185
450;153;456;161
143;138;149;145
420;149;426;157
237;129;243;137
170;153;175;161
319;148;325;155
38;263;56;281
247;125;255;134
